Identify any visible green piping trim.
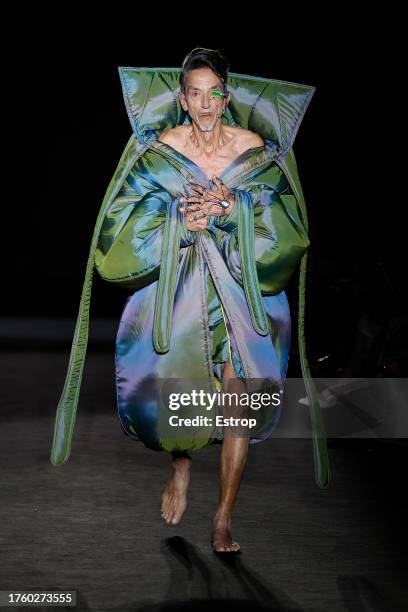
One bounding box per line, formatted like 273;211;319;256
50;137;147;466
237;190;269;336
276;152;330;488
298;252;331;488
153;197;181;353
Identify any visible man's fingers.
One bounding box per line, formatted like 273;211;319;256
204;189;222;199
189;183;205;194
181;205;202;212
187;182;225;202
182;203;225;217
180;196;204;204
180;203;216;214
189;184;221;200
183;179;230;219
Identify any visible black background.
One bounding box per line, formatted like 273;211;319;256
8;16;405;370
1;18;407;609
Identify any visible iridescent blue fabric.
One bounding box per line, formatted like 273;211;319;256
51;67;330;488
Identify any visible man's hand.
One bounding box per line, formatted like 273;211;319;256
180;194;211;232
184;210;208;232
179;176;236;232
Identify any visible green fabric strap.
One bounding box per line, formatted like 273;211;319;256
237;189;269;336
153;197;181;353
298;251;331;488
50;136;147;467
276;151;331;489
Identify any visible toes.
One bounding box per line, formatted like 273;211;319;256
161;493;169;512
163;497;171;514
165;504;174;523
162;500;173;522
161;500;170;518
211;534;241;553
170;500;185;525
168;500;179;524
213;544;240;553
172;502;186;525
212;539;225;552
163;492;173;512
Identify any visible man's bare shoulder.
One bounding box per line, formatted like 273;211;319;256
227;126;265;152
157;126;186;146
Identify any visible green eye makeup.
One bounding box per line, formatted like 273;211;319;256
210;90;224;99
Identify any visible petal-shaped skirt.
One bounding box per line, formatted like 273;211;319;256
115;250;291;452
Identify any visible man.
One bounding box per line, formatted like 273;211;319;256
51;48;330;554
158;51;266;552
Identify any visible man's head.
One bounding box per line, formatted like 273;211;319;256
179;48;230;133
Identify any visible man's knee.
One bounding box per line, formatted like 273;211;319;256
222;362;237;380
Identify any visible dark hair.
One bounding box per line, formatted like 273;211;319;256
180;47;229;94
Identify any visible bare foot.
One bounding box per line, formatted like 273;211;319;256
161;455;192;525
211;514;241;553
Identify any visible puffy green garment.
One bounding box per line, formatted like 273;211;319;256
51;67;330;488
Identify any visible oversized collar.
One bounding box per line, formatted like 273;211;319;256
118;67;315;161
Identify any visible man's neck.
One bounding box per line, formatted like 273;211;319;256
189;121;230;157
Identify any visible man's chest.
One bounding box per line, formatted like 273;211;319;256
179;145;243;179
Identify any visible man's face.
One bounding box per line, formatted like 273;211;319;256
179;67;229;133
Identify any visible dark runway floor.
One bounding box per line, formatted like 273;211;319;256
0;347;407;611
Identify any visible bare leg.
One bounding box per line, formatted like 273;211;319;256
161;450;192;525
211;362;249;552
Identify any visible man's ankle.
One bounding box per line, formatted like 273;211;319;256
171;451;192;468
213;509;232;527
